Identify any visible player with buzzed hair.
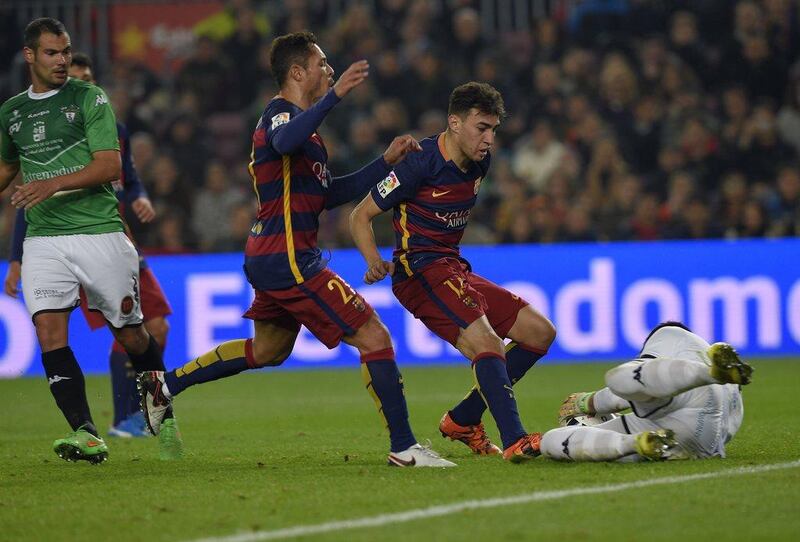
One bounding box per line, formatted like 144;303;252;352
0;17;179;463
138;31;455;467
350;82;556;462
4;51;174;442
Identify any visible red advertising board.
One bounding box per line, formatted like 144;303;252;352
110;1;224;71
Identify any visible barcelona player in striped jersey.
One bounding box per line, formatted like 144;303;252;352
138;32;455;467
350;82;557;462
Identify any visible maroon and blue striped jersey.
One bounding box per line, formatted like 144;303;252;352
245;91;390;290
370;133;490;283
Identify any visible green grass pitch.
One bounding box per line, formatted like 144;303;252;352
1;359;799;541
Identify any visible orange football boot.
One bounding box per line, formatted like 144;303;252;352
439;411;501;455
502;433;542;463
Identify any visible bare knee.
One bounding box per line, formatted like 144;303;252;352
249;325;297;367
248;338;292;367
346;314;393;355
535;317;557;348
144;317;170;347
114;324;151;354
33;313;69;351
466;333;505;360
457;320;505;361
509;307;556;350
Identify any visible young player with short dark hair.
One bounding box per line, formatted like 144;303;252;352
350;82;556;462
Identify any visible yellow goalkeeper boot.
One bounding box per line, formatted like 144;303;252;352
634;429;677;461
707;343;753;385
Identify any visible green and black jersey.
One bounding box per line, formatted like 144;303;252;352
0;78;123;236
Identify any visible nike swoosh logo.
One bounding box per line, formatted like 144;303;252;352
87;440;100;448
48;375;72;385
432;189;451;198
388;455;416;467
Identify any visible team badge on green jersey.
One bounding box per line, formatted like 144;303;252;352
61;104;79;123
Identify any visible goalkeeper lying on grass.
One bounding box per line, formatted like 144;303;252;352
540;322;753;462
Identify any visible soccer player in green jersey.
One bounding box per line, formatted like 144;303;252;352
0;18;182;463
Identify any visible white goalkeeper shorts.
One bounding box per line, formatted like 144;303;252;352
22;232;143;328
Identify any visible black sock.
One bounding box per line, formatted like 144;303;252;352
126;334;173;418
42;347;97;436
109;350;137;425
126;334;165;372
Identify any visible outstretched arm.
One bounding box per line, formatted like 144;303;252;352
325;135;421;210
271;90;340;155
350;194;393;284
271;60;370;155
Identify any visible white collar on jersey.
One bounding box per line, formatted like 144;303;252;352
27;84;63;100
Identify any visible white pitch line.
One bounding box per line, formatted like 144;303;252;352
189;460;800;542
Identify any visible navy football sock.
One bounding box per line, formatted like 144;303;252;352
109;349;137;425
42;346;97;436
163;339;254;397
473;353;527;449
450;343;546;426
506;342;546;383
361;350;416;453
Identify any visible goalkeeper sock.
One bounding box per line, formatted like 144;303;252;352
163;339;254;397
473;353;527;449
450;343;545;427
591;387;629;414
42;347;97;436
606;358;716;402
540;426;636;461
361;349;416;453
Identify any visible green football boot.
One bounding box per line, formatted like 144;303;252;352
53;427;108;464
634;429;677;461
158;417;184;461
707;342;753;385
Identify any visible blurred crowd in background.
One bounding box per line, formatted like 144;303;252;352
2;0;800;256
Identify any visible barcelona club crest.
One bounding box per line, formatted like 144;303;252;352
61;105;80;123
